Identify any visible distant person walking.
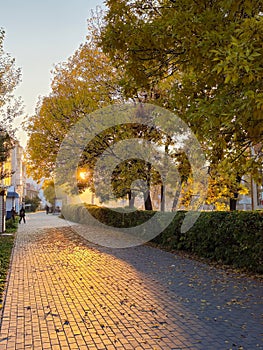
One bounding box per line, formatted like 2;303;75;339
19;206;26;224
45;205;49;215
11;207;16;221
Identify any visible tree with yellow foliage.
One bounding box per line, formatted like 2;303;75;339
100;0;263;209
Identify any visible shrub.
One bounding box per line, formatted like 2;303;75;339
5;217;19;233
62;204;263;273
0;228;15;306
25;196;41;212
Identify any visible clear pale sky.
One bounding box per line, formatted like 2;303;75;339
0;0;104;146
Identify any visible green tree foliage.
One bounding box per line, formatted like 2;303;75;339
43;180;56;207
24;31;167;210
25;195;41;212
100;0;263;208
24;41;122;180
0;29;22;180
0;30;21;114
78;121;163;210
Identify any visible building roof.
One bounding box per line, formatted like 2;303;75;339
7;191;19;198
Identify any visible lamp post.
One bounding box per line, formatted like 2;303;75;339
0;188;6;233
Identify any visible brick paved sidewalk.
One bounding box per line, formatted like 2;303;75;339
0;212;262;350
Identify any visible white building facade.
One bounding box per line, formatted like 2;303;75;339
5;142;27;218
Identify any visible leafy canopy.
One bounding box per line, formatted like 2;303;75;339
0;29;22;180
100;0;263;204
25;41;122;180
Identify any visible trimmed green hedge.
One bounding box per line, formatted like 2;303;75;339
153;211;263;273
0;235;15;305
62;204;263;273
5;217;19;233
62;203;156;227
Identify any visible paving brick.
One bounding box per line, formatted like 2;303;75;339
0;212;262;350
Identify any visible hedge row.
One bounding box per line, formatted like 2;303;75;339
62;203;156;227
0;235;15;305
153;210;263;274
62;204;263;273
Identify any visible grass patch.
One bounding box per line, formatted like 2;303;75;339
0;218;17;307
6;217;19;233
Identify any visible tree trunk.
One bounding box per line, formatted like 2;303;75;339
144;162;153;210
160;139;170;212
172;189;181;211
229;196;238;211
160;184;165;211
144;190;153;210
229;175;242;211
128;190;135;209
